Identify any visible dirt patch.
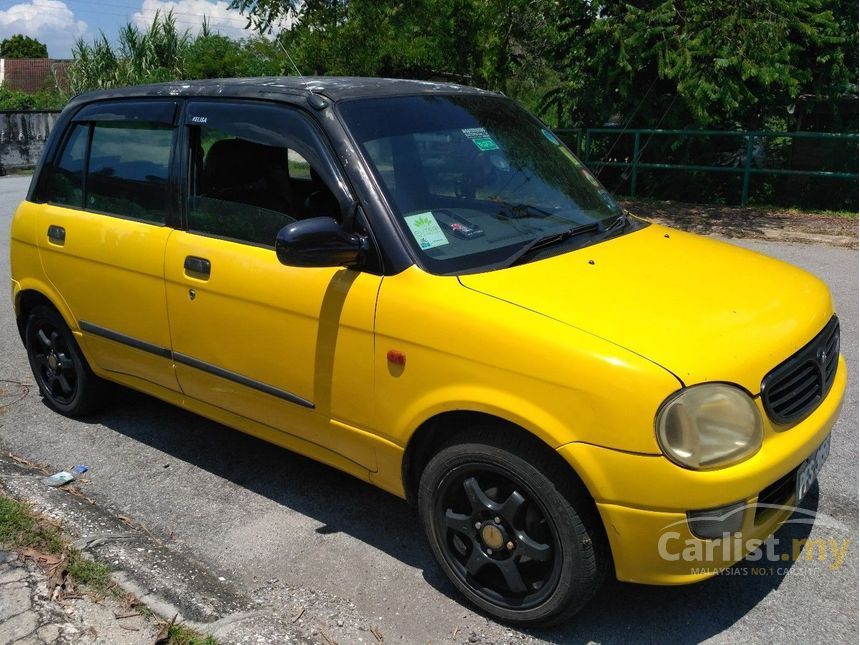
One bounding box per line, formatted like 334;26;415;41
621;199;858;249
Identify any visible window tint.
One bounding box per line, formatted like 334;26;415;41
86;123;173;224
187;107;341;247
49;124;88;208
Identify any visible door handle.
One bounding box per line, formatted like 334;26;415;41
47;225;65;245
184;255;211;278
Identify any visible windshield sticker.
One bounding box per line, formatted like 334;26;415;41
462;127;500;151
541;128;561;145
404;212;449;250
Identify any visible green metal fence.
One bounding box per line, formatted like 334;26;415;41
554;128;859;206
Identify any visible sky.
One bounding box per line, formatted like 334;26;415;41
0;0;264;58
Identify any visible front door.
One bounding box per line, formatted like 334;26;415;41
164;100;381;470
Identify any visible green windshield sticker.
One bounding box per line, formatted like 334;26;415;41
404;212;449;250
462;127;500;151
541;128;561;145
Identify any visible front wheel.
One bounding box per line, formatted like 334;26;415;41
418;430;607;626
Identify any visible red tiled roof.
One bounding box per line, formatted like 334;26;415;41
1;58;69;93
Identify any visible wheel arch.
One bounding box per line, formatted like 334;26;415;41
401;410;598;511
14;285;76;345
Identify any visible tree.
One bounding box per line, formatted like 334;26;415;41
184;34;244;79
543;0;855;129
0;34;49;59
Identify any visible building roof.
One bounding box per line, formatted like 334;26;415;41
69;76;495;107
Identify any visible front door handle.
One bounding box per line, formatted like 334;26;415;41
184;255;211;278
47;225;65;245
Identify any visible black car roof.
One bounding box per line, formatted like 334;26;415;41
68;76;497;107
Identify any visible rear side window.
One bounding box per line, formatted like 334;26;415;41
42;100;176;225
49;124;88;208
86;123;173;223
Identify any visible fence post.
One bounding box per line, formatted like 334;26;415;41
740;134;754;206
631;131;641;198
584;130;591;164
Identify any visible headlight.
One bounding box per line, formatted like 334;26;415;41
656;384;763;470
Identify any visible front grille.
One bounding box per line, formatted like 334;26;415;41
761;316;839;425
755;468;796;522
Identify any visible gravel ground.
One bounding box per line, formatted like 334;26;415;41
0;549;159;644
1;175;858;644
623;198;858;249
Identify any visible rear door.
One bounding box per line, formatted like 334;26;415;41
34;100;180;392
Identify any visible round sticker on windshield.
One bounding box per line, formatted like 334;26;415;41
541;129;561;145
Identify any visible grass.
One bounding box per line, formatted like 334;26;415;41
0;492;218;644
0;495;64;555
770;206;858;219
167;623;219;645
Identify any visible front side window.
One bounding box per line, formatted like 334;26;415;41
339;95;627;274
186;101;343;247
86;122;173;224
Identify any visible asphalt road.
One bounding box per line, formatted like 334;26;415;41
1;175;857;644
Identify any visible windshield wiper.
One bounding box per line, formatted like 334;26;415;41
497;221;602;269
601;211;629;236
494;201;556;220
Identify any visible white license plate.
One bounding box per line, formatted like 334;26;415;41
796;435;831;503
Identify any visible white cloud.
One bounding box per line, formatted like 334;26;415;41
0;0;88;58
133;0;261;40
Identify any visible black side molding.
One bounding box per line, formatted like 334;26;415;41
79;320;171;358
173;352;314;409
78;321;313;409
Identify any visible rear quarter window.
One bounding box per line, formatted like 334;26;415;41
48;123;88;208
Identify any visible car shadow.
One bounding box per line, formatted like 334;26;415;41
81;387;816;643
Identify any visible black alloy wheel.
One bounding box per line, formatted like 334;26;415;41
419;429;606;626
435;465;562;610
29;320;78;405
24;305;111;417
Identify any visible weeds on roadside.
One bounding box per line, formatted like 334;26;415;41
1;492;218;644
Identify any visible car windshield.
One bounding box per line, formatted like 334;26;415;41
338;94;625;274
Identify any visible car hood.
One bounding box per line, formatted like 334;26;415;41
458;223;834;393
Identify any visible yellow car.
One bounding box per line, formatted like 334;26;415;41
9;78;845;626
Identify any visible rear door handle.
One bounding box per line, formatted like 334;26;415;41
184;256;211;278
47;225;65;245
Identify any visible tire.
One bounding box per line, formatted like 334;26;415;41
418;428;607;626
24;305;113;417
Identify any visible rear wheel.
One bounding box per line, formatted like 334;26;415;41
418;429;606;626
24;305;112;417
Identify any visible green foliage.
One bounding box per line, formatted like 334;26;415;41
542;0;855;129
0;87;65;110
0;34;48;59
67;11;191;93
0;496;64;554
66;10;288;94
228;0;857;131
184;34;244;79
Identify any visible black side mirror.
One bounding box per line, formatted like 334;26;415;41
276;217;369;268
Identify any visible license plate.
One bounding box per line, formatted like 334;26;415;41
796;435;831;503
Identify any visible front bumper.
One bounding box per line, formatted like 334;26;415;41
557;355;847;585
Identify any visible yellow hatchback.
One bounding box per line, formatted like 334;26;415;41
9;78;845;626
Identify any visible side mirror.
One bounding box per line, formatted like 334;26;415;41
276;217;369;268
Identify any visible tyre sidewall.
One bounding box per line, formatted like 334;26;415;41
25;306;91;416
418;440;598;626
